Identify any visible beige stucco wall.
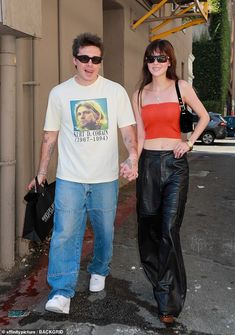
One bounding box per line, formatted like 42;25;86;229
117;0;149;95
0;0;41;37
33;0;59;181
103;7;124;85
168;30;193;81
59;0;103;82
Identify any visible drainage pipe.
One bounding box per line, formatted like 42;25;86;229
0;35;16;270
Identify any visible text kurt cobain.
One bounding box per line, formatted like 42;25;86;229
74;129;108;142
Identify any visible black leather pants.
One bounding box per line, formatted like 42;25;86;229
136;149;189;317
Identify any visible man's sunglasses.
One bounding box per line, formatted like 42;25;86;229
75;55;103;64
145;55;169;63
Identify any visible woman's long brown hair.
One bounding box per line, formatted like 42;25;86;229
138;39;179;107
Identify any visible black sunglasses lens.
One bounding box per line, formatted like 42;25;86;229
76;55;102;64
92;56;102;64
77;55;90;63
146;56;155;63
157;55;168;63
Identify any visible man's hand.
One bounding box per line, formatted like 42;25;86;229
27;173;46;191
120;155;138;181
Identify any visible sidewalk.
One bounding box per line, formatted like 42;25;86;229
0;150;235;335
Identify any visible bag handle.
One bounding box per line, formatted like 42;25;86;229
35;176;48;194
175;80;187;112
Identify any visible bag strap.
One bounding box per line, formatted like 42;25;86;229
35;176;48;194
175;80;186;112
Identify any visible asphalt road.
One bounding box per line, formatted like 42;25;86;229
1;139;235;335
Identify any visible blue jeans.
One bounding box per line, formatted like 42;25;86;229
47;178;119;299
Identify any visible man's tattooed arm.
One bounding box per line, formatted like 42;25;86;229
37;131;59;178
120;126;138;181
27;131;58;189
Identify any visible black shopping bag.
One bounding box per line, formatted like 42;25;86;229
22;177;56;242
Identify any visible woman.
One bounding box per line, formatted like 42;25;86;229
132;39;209;324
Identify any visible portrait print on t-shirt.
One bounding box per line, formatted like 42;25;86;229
70;98;108;143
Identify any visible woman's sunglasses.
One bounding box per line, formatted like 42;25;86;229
145;55;169;63
75;55;103;64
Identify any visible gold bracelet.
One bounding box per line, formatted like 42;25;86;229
186;140;193;151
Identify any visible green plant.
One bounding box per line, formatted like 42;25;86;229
192;0;230;114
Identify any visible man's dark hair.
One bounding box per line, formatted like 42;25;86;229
72;33;104;57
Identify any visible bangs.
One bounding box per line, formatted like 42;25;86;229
145;40;172;58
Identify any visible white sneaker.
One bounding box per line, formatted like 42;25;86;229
89;274;106;292
45;295;71;314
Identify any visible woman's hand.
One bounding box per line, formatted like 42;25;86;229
173;141;192;159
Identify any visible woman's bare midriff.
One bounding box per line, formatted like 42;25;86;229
144;138;182;150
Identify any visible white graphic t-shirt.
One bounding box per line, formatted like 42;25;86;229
44;75;136;183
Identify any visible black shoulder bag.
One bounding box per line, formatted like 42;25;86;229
175;80;193;133
22;177;56;242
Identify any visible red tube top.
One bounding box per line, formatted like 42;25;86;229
141;102;181;139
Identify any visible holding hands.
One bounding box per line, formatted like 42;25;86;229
120;155;138;181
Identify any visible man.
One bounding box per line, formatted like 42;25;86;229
75;100;108;130
28;33;137;314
